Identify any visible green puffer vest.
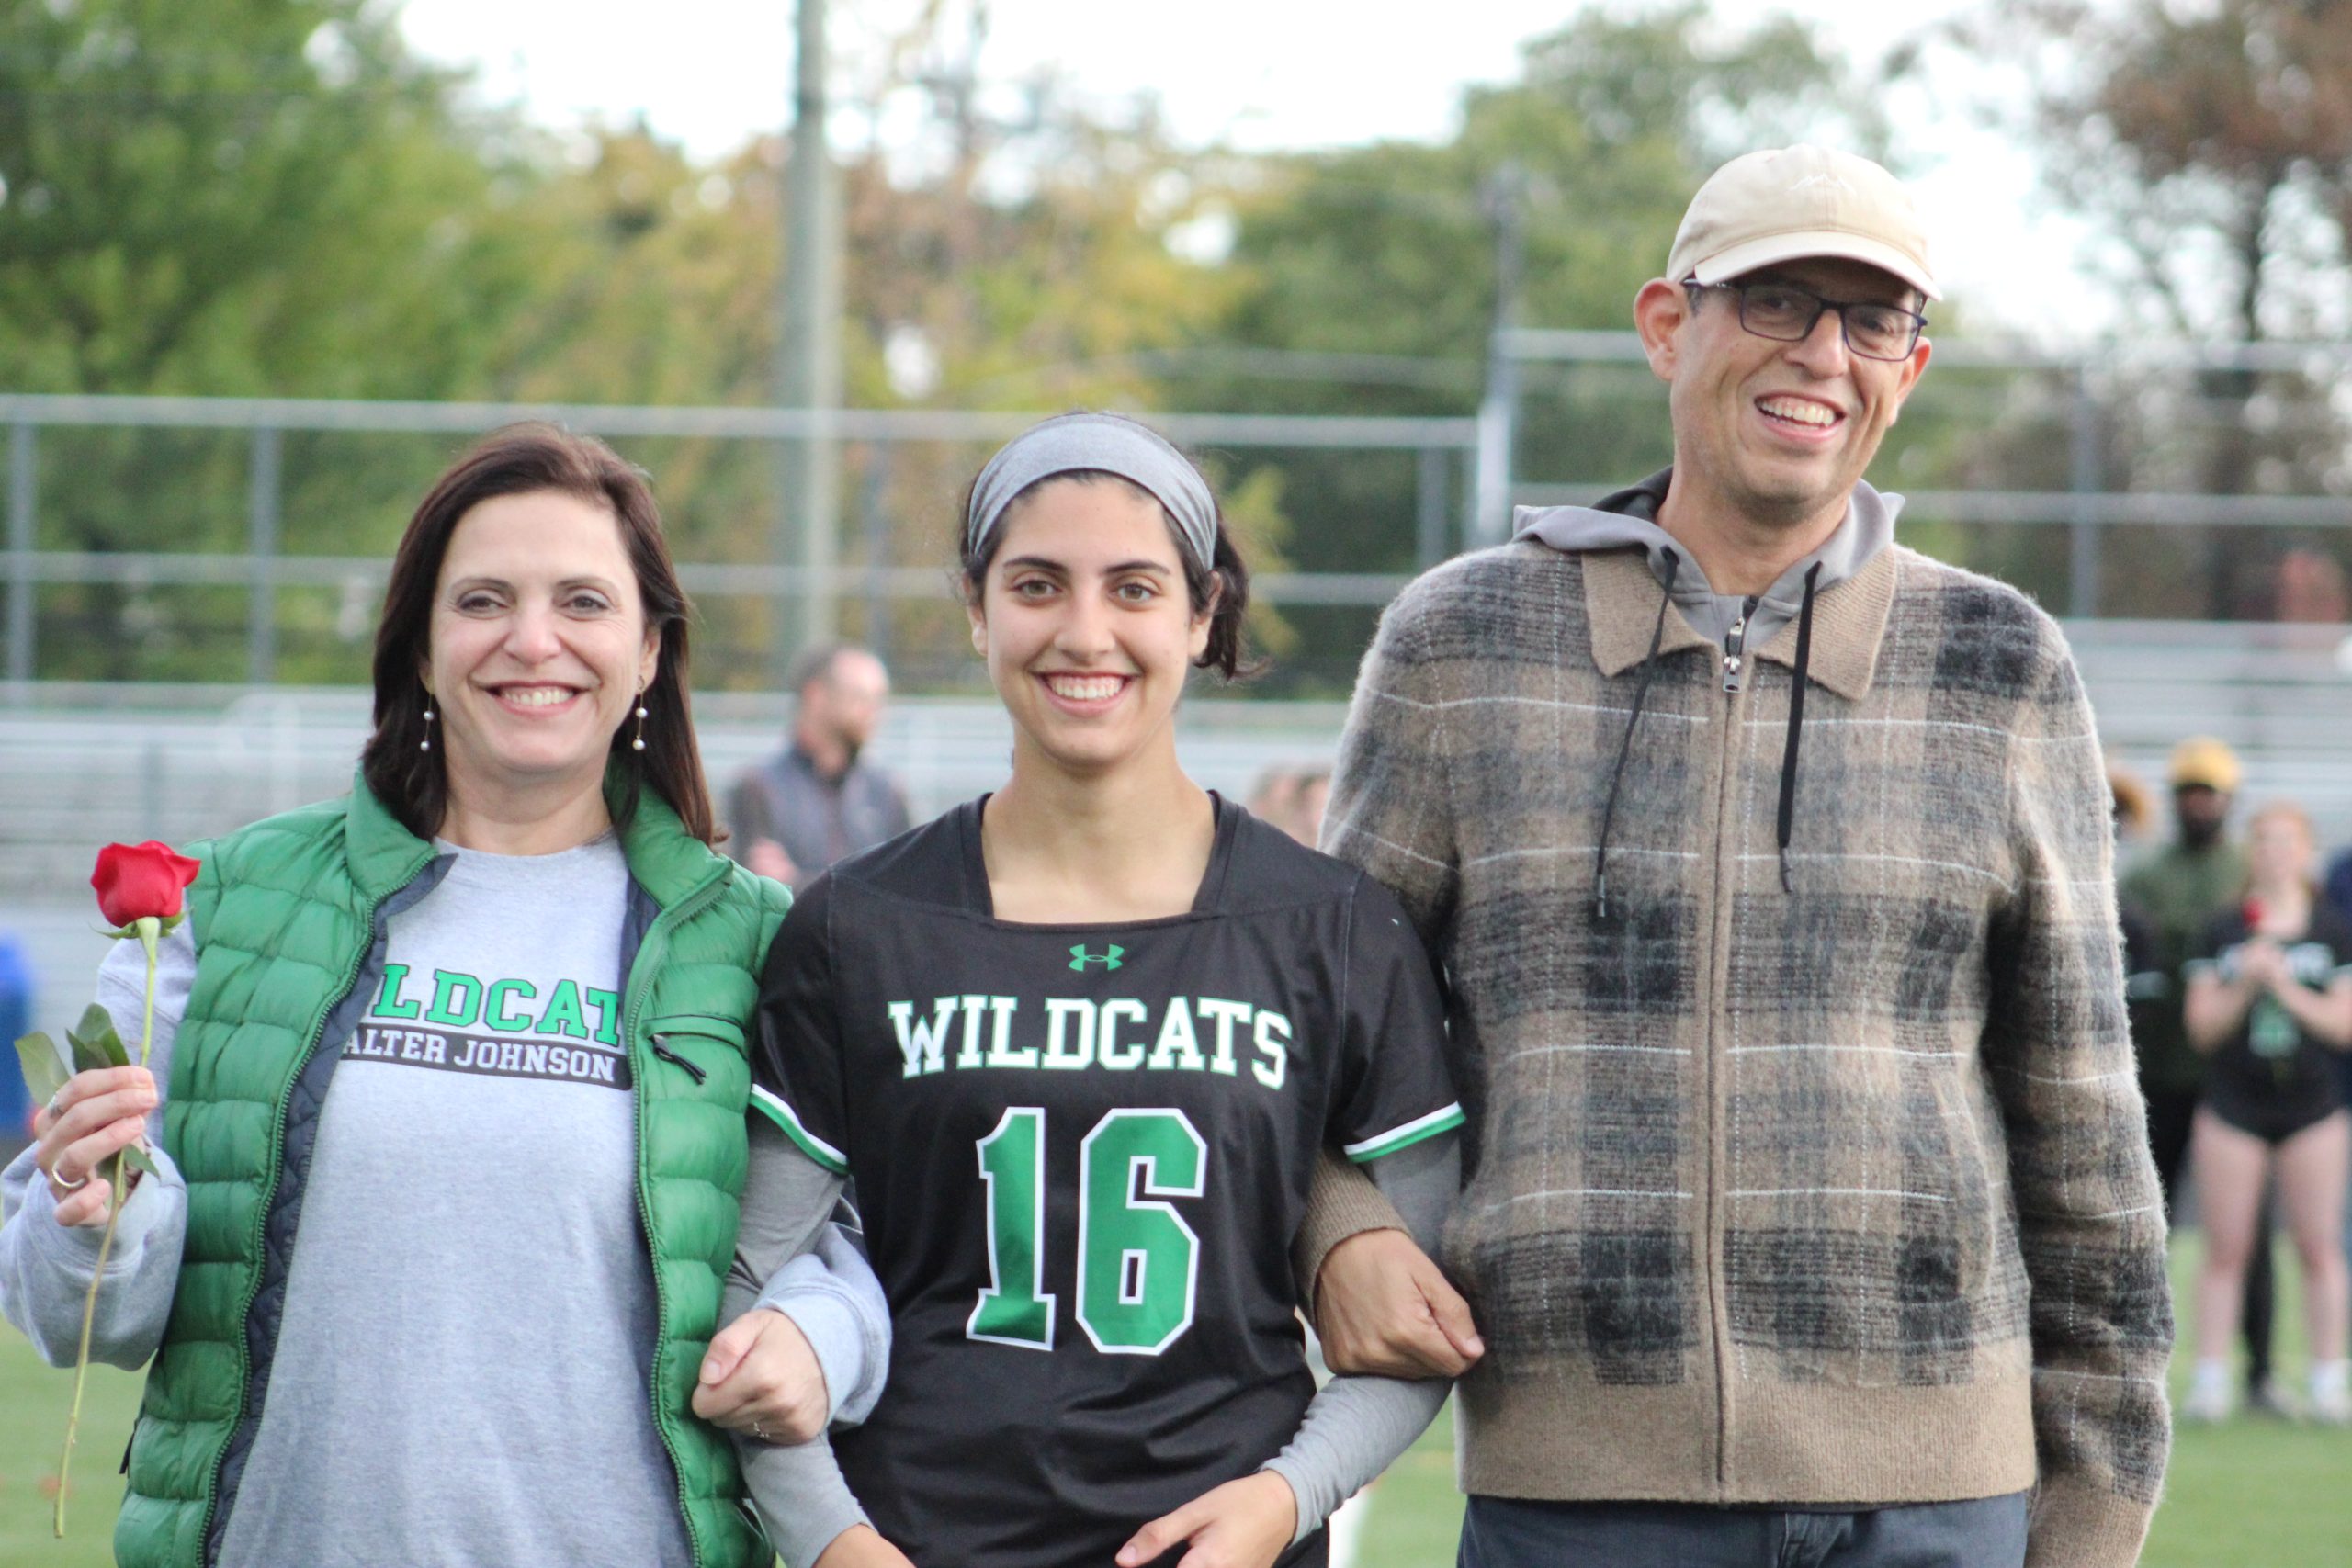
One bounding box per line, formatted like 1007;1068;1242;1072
114;773;789;1568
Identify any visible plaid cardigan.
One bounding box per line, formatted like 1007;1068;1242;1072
1319;538;2171;1566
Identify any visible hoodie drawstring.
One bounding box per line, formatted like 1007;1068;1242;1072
1593;548;1679;920
1775;561;1823;893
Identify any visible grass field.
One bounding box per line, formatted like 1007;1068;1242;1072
1;1345;139;1568
2;1235;2345;1566
1349;1233;2352;1568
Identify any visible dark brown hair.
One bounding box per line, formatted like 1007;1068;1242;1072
957;466;1259;682
358;423;718;844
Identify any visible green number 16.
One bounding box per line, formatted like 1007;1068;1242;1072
967;1106;1207;1356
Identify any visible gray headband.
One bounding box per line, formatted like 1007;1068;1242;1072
965;412;1217;569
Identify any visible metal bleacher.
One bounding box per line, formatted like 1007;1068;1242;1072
2;617;2348;902
2068;621;2352;840
0;687;1353;898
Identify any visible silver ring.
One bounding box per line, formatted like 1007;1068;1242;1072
51;1166;88;1194
750;1419;767;1441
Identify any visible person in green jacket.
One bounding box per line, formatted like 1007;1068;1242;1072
2120;738;2251;1204
1;425;885;1568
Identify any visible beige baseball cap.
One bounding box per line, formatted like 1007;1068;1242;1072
2168;736;2243;794
1667;144;1940;301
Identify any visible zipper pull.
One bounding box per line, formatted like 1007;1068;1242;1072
649;1036;708;1084
1723;596;1758;692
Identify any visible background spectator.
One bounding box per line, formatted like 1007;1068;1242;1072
2120;737;2283;1412
0;932;30;1156
1246;764;1332;848
1294;769;1330;846
2322;845;2352;932
2272;547;2349;625
1245;767;1302;840
2113;767;2172;1160
727;643;910;888
2179;802;2352;1425
2110;766;2154;844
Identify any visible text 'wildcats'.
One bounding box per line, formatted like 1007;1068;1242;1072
370;963;623;1044
888;995;1292;1089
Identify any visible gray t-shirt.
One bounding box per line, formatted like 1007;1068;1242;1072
221;832;688;1568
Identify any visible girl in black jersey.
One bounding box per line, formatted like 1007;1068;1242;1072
2180;801;2352;1425
736;414;1466;1568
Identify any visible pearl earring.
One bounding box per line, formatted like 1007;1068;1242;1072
420;699;435;752
632;697;649;752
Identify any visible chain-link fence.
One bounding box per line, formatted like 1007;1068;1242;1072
7;333;2350;698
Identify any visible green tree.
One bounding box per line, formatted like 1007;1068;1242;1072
0;0;551;397
0;0;1265;686
0;0;571;679
1946;0;2352;617
775;7;1258;688
1182;6;1890;690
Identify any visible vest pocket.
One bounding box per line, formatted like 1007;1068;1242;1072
646;1013;746;1049
645;1014;748;1087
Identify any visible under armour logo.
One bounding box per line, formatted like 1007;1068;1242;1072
1069;944;1125;972
1789;173;1851;195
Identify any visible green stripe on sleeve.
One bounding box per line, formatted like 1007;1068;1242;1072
751;1084;849;1175
1343;1103;1465;1163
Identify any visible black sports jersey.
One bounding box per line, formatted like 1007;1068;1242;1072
751;796;1460;1568
2188;901;2352;1140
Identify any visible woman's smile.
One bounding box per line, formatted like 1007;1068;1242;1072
486;681;589;714
1036;671;1135;714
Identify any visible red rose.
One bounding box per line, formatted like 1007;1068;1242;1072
91;840;202;927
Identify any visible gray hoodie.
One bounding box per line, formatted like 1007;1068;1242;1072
1511;468;1902;682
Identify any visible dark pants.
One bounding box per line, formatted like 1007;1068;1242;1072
2147;1083;2275;1389
1458;1495;2030;1568
2245;1180;2278;1391
2144;1082;2198;1221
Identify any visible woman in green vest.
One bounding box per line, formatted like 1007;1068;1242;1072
1;425;886;1567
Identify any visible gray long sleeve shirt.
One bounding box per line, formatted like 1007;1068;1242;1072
0;929;192;1369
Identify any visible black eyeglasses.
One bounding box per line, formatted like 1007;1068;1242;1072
1684;279;1928;362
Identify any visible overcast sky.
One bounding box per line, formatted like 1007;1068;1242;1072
396;0;2100;337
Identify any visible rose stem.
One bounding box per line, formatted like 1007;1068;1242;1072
57;917;162;1535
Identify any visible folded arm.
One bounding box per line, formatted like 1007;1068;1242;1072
1302;582;1481;1383
1124;1134;1465;1567
1260;1134;1464;1539
712;1117;893;1568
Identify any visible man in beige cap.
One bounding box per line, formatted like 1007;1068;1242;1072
1300;145;2172;1566
2120;736;2278;1415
